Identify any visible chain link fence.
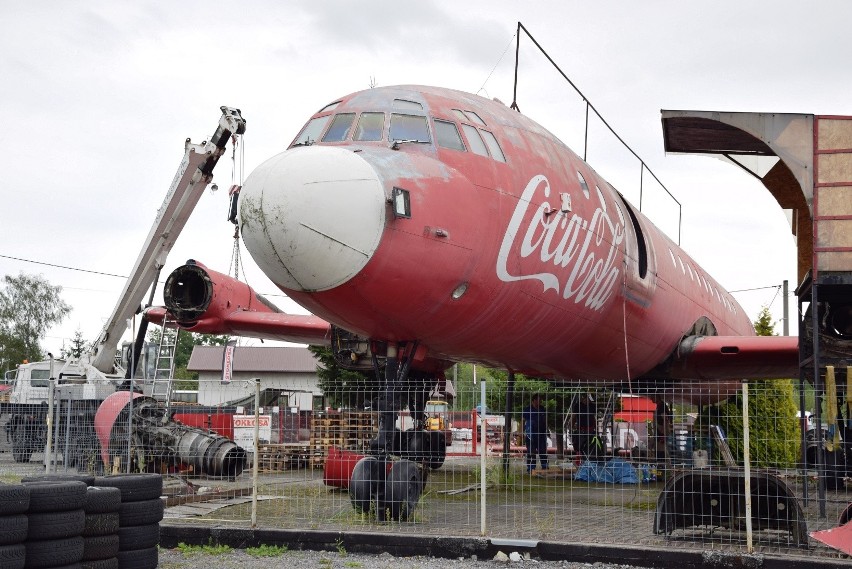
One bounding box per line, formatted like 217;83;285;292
1;371;850;562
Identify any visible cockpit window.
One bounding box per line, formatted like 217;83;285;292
393;99;423;111
451;109;468;122
480;130;505;162
293;115;332;146
465;111;486;126
353;112;385;141
461;124;488;157
319;102;340;113
389;114;431;143
434;119;465;151
322;113;356;142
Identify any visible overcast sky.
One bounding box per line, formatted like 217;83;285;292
3;1;849;359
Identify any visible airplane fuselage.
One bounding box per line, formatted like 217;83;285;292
238;85;755;396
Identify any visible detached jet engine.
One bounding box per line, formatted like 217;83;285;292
94;391;247;478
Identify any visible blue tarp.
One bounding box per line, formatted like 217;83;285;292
574;458;641;484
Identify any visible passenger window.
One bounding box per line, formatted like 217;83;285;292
480;130;505;162
390;114;431;142
353;112;385;141
576;172;590;198
434;119;466;151
293;115;332;146
393;99;423;111
465;111;486;126
322;113;356;142
461;124;489;157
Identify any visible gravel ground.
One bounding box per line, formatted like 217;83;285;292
157;548;647;569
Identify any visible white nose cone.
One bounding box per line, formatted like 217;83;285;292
239;146;386;292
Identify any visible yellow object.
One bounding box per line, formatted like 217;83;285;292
425;400;448;431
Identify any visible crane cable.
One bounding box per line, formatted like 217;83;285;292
228;133;247;283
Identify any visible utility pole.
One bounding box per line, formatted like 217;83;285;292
782;280;789;336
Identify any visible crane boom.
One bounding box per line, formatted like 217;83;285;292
90;106;246;373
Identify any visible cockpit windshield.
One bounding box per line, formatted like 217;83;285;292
293;115;331;146
390;114;430;143
354;112;385;141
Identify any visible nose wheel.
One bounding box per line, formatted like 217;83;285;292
383;459;425;521
349;456;382;514
350;457;425;521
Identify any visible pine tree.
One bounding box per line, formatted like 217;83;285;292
61;328;89;359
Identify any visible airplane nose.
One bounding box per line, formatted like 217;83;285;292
239;146;386;292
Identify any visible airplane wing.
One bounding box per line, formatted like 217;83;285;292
660;335;799;380
145;306;331;346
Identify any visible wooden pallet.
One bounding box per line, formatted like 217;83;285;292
257;443;311;472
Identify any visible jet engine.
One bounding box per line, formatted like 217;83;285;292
94;391;246;478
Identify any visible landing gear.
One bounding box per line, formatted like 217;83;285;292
346;341;441;521
383;459;424;522
349;456;382;514
406;430;446;470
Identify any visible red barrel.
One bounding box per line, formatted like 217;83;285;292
323;446;365;488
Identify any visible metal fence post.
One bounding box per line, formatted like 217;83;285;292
45;372;55;473
480;372;487;536
742;382;753;553
251;377;260;528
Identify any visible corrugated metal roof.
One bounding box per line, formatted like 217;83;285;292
187;346;319;372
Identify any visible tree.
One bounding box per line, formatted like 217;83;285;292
700;305;800;467
308;345;377;409
753;306;776;337
60;328;90;359
0;273;71;370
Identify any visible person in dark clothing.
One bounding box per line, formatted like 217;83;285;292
571;394;597;459
523;394;549;472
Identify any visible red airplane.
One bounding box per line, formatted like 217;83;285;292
147;85;799;520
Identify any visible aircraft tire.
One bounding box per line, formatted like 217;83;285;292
383;459;423;522
349;456;382;514
427;430;446;470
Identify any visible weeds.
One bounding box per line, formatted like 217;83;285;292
175;539;232;556
246;544;288;557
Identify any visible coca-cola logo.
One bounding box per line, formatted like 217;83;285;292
496;174;625;311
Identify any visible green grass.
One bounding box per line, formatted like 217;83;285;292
175;540;232;556
246;544;288;557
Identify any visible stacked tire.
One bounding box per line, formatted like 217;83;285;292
82;486;122;569
94;475;162;569
22;480;88;569
0;485;30;569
